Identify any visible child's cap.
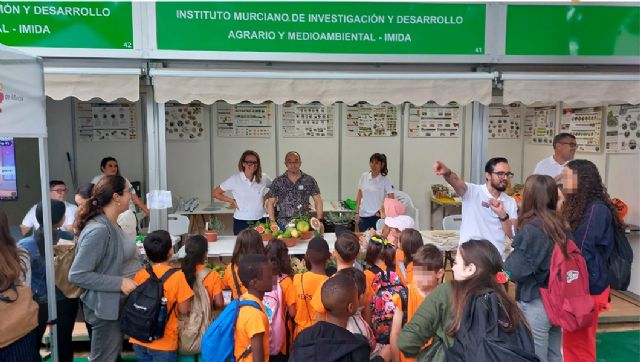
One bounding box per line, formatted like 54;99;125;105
385;215;415;231
384;198;406;218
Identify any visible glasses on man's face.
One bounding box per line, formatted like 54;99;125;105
243;160;258;165
559;142;578;149
51;188;68;193
491;171;514;179
286;161;300;165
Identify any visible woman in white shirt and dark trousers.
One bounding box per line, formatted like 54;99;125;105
212;150;272;235
356;153;395;232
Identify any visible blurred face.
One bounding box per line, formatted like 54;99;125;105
414;266;444;292
485;162;512;192
49;184;68;201
370;160;383;174
284;153;301;174
114;187;131;211
256;263;274;293
101;160;118;176
561;167;578;194
452;250;475;281
387;227;400;246
242;155;259;175
74;194;89;207
555;137;577;161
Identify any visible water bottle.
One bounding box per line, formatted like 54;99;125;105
153;297;168;340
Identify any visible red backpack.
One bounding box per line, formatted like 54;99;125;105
539;238;594;332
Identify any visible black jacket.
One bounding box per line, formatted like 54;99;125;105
289;321;383;362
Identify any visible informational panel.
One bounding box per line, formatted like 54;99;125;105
488;105;522;139
165;103;206;141
560;106;603;153
0;137;18;200
345;103;399;137
408;103;462;138
525;106;556;145
281;103;335;138
216;103;274;138
605;104;640;154
75;102;137;142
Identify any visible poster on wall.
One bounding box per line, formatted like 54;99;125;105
560;106;603;153
525;106;556;145
345;103;399;137
216;103;274;138
76;102;137;142
488;105;522;139
281;103;335;138
408;103;461;138
165;103;206;141
605;104;640;153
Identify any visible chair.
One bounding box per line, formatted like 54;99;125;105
375;218;385;234
168;213;190;247
442;214;462;231
395;191;420;229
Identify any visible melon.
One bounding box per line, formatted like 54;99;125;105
270;224;280;232
296;220;310;233
291;229;300;238
255;225;265;234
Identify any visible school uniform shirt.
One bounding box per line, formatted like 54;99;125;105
129;264;194;351
459;183;518;258
220;172;272;221
195;264;223;300
21;201;77;232
222;263;247;299
533;156;565;178
392;284;430;362
358;172;395;217
395;250;414;287
292;271;329;339
277;275;297;354
235;293;270;362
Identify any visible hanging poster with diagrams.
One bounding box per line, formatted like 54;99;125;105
281;103;335;138
165;103;206;141
407;103;461;138
216;103;274;138
488;105;522;139
560;106;603;153
76;102;137;142
604;104;640;153
345;103;399;137
525;106;556;145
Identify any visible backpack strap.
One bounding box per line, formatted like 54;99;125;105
580;204;596;250
369;264;384;275
399;286;409;326
231;263;243;299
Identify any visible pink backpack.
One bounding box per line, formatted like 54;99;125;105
539;238;594;332
263;274;286;354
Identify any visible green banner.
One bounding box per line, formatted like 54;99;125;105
156;2;486;55
506;5;640;56
0;1;133;49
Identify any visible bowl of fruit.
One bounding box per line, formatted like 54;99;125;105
254;221;281;241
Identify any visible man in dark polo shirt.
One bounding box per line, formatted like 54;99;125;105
267;151;324;228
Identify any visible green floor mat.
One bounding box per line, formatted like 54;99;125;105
596;331;640;362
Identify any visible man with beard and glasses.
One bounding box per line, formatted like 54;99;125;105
433;158;518;258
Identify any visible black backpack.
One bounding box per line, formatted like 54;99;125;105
608;227;633;291
445;291;539;362
120;265;178;342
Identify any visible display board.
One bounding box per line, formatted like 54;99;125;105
216;103;274;138
408;103;462;138
281;103;335;138
165;103;206;141
488;105;522;139
524;106;556;145
345;103;399;137
75;102;137;142
560;106;603;153
605;104;640;154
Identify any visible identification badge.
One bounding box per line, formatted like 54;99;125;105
298;184;304;191
481;201;490;208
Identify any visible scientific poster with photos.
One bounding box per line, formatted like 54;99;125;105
345;103;399;137
216;103;274;138
165;103;205;141
407;103;461;138
488;105;522;139
605;104;640;153
281;103;335;138
76;102;137;142
560;106;603;153
524;106;556;145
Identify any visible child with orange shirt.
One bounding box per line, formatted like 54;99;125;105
390;245;444;362
130;230;194;361
396;229;424;287
235;254;273;362
222;229;265;298
292;237;330;339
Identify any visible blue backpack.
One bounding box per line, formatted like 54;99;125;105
201;299;261;362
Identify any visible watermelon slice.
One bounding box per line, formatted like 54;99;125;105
255;225;265;234
270;224;280;232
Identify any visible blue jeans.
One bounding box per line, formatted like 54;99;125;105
358;215;380;232
517;298;562;362
133;344;178;362
233;218;266;235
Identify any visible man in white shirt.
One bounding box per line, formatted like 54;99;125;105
20;180;77;236
533;133;576;180
433;158;518;257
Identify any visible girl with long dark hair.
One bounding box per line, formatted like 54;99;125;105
356;153;396;232
221;229;265;298
181;235;224;309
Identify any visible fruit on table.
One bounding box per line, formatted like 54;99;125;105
291;229;300;238
254;225;265;233
270;223;280;232
296;220;310;232
310;217;322;230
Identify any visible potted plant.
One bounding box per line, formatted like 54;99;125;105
204;216;224;242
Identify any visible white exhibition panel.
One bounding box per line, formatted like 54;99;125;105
44;73;140;102
487;138;525;184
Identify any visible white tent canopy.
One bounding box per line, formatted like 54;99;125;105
44;67;141;102
151;69;494;105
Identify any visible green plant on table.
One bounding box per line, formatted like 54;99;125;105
206;216;224;232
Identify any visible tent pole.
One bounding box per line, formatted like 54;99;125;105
39;136;59;362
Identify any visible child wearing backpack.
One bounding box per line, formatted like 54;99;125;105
339;268;380;358
264;238;296;361
395;228;423;287
505;175;570;362
222;229;265;299
390;244;444;362
292;237;331;340
400;239;537;362
128;230;194;362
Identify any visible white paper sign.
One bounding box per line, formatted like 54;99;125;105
146;190;173;210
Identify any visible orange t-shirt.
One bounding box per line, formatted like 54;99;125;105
235;293;270;362
222;263;247;299
292;271;328;339
129;264;194;351
392;284;430;362
195;264;222;300
277;275;296;354
395;250;414;286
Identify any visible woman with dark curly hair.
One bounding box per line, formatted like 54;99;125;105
560;159;623;362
